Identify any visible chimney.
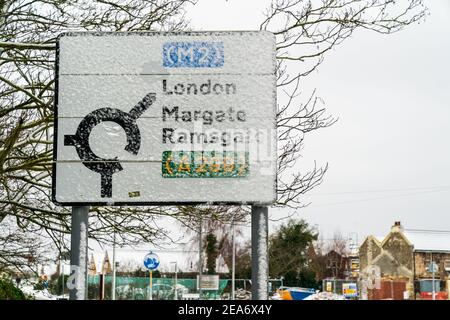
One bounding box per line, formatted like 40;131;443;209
391;221;403;232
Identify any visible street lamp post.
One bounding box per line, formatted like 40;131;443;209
171;262;178;300
231;214;236;300
112;230;116;300
198;217;203;300
431;252;435;301
60;230;64;299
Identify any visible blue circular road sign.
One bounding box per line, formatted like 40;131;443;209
143;252;160;271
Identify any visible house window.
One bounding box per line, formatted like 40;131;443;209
424;256;431;270
424;253;440;273
419;280;440;293
444;259;450;272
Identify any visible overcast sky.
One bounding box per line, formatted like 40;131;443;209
186;0;450;243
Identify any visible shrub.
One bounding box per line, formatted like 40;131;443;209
0;277;26;300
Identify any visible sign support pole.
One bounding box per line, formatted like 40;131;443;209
251;205;269;300
69;206;89;300
143;251;159;299
149;270;153;300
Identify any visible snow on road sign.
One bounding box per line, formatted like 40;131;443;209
52;31;276;205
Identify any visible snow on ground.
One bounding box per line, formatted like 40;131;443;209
17;280;63;300
303;292;346;300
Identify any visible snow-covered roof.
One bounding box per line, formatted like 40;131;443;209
403;230;450;252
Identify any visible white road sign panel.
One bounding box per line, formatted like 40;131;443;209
52;31;277;205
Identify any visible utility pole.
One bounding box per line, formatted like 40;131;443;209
431;252;435;301
231;213;236;300
60;227;64;298
171;262;178;300
61;263;65;299
112;230;116;300
198;216;203;300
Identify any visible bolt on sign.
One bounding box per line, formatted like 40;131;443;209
52;32;276;205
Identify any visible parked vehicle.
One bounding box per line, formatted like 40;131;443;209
277;286;316;300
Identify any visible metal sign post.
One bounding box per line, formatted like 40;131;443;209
251;205;269;300
428;253;438;300
143;251;160;300
69;206;89;300
149;270;153;301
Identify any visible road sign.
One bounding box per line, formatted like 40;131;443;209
143;252;160;271
342;283;358;298
52;31;277;205
427;261;438;273
197;274;219;291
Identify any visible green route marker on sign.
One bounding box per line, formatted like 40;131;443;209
162;151;249;178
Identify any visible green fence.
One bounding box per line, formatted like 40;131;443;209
87;275;229;300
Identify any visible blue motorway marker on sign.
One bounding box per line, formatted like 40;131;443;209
143;252;160;271
163;42;224;68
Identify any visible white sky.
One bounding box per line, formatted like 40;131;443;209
186;0;450;242
88;0;450;270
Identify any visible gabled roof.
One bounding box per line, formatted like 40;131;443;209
361;224;450;253
359;235;381;251
381;230;413;248
403;230;450;252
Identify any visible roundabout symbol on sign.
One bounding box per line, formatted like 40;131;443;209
64;93;156;198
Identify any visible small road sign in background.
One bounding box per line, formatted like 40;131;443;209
143;252;160;271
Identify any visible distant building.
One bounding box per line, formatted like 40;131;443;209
88;254;97;276
309;243;360;295
322;250;355;279
359;221;450;300
101;251;112;275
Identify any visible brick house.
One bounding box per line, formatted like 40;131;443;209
359;221;450;300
